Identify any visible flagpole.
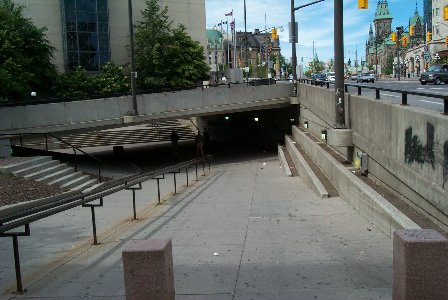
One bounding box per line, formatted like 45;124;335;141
233;17;237;68
227;17;230;67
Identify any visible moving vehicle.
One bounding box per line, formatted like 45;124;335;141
356;73;375;83
419;64;448;85
327;72;335;82
312;73;327;82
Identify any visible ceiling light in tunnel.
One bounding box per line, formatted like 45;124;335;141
254;117;259;122
225;116;229;120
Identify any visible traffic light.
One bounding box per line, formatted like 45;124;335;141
444;6;448;21
402;36;407;47
271;28;277;40
391;32;397;42
427;31;432;42
445;36;448;46
358;0;368;9
409;25;414;36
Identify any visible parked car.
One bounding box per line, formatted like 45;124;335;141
350;74;358;81
356;73;375;83
419;64;448;85
312;73;327;82
327;72;335;82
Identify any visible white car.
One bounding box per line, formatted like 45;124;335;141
327;72;335;82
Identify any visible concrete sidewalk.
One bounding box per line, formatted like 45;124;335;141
0;154;393;299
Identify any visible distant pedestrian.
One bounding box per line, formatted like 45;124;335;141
203;127;210;154
195;131;204;157
170;130;179;157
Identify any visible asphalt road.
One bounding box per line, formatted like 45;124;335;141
345;79;447;113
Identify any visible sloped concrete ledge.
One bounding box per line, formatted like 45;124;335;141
291;126;419;237
277;145;292;177
0;190;81;219
285;135;329;198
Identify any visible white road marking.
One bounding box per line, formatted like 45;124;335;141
381;93;400;98
419;100;443;106
430;88;445;90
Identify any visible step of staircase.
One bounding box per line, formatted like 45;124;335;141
60;175;92;189
0;156;52;174
47;171;84;186
23;163;68;180
1;156;100;192
12;160;60;177
36;167;75;183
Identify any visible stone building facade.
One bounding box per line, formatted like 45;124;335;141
12;0;206;72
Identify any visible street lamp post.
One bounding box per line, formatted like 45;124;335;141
290;0;325;96
396;26;403;82
415;55;420;77
128;0;138;116
334;0;345;128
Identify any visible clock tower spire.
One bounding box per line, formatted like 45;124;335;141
374;0;393;43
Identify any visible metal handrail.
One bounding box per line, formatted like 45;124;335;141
0;155;212;234
298;78;448;115
0;132;103;182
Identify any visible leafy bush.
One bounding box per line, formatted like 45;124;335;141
56;62;129;98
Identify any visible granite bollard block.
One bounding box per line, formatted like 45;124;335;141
122;239;175;300
393;229;448;300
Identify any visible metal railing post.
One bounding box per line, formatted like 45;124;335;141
90;206;98;245
402;92;408;106
173;172;177;194
376;89;380;99
12;236;23;293
357;86;361;95
444;97;448;115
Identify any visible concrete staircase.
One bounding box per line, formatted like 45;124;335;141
0;156;100;191
58;120;196;149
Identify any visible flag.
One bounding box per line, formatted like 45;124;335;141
230;20;235;33
225;11;233;16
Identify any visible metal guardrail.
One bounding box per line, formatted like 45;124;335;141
298;78;448;115
0;155;212;293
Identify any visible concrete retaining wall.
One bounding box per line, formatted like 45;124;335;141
297;83;448;231
291;126;419;237
0;84;293;134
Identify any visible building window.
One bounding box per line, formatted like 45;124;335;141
436;8;440;16
62;0;110;72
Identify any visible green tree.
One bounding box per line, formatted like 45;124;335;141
384;55;393;75
134;0;209;88
0;0;57;100
56;62;129;98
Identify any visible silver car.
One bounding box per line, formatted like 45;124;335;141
356;73;375;83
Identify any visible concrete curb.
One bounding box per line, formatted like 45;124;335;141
277;145;292;177
285;135;329;198
291;126;420;237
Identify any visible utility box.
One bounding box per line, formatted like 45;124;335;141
361;152;368;175
227;68;243;83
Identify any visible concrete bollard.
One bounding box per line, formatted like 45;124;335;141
393;229;448;300
122;239;175;300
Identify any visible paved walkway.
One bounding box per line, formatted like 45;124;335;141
0;154;393;299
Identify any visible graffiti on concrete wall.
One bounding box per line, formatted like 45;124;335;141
404;123;435;168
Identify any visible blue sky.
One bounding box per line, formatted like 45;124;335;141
205;0;423;65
